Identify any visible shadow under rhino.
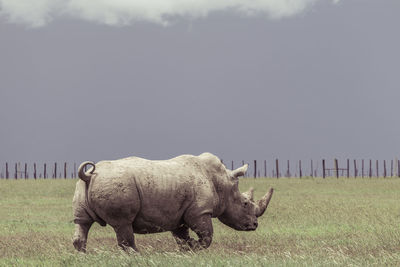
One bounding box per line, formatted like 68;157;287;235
72;152;273;252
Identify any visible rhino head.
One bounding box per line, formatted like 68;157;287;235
217;164;274;231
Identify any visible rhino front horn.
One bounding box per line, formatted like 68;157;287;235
255;188;274;217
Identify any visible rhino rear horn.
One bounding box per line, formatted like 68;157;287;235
243;187;254;201
255;188;274;217
232;164;248;178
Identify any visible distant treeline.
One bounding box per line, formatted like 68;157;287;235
1;159;400;179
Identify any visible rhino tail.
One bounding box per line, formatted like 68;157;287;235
78;161;96;183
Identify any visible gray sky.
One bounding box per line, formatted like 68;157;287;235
1;0;399;172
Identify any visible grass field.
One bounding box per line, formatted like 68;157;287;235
1;177;400;266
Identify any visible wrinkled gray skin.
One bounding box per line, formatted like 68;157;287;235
72;152;273;252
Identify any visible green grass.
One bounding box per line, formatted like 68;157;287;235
1;177;400;266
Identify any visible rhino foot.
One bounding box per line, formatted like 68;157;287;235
177;214;213;251
73;222;93;253
186;236;212;251
188;238;201;250
114;224;139;253
175;237;195;251
174;238;206;252
73;237;87;253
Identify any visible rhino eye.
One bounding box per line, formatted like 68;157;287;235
243;202;248;207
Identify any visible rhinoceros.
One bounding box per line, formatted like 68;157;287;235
72;152;273;252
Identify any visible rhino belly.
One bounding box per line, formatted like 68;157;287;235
132;215;182;233
132;198;190;233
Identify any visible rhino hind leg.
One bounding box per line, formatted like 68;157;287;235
184;214;213;250
73;221;93;252
113;224;138;252
171;225;196;251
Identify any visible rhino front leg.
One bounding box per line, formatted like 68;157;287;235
73;221;93;252
185;214;213;250
171;225;196;251
113;224;138;252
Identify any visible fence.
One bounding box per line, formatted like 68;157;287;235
221;158;400;178
0;162;77;179
1;159;399;179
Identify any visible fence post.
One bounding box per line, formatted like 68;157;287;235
391;160;393;177
276;159;279;178
322;159;326;178
14;163;17;179
74;163;77;178
24;163;27;179
310;160;313;177
34;163;37;179
398;160;400;177
5;163;8;179
354;160;357;177
299;160;302;178
264;160;267;177
54;162;57;179
362;159;364;178
334;159;339;178
347;159;349;178
231;161;234;170
64;162;67;179
44;163;47;179
369;160;372;178
376;160;379;177
253;160;257;178
383;160;387;178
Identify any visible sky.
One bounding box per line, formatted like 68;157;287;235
0;0;399;176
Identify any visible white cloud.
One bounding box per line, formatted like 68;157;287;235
0;0;340;27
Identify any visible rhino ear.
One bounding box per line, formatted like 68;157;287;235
232;164;248;178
